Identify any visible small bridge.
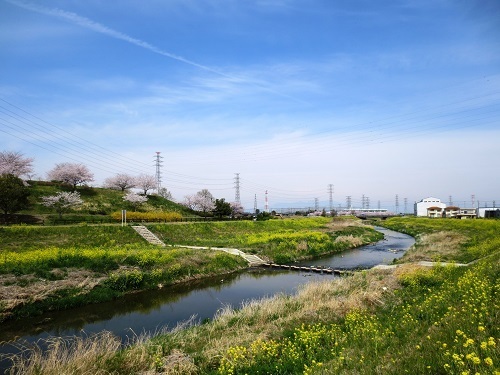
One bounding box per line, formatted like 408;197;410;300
265;263;347;275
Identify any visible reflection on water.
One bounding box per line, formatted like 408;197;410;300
0;226;414;371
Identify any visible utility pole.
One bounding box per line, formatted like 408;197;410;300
234;173;241;203
328;184;334;212
265;190;269;212
154;152;163;192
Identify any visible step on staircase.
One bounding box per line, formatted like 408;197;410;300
215;247;266;266
132;225;166;247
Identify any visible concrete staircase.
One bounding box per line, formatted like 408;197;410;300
131;225;166;247
169;245;266;266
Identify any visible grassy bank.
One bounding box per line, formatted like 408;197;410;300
0;217;379;323
5;217;498;374
149;217;382;263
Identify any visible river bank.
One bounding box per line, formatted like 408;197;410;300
4;217;498;374
0;217;381;323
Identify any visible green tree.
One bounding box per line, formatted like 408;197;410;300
0;174;31;218
213;198;232;218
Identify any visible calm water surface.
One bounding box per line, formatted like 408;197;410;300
0;226;414;371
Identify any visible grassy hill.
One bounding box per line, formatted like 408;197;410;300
13;180;194;224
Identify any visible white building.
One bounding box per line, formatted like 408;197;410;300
414;197;447;217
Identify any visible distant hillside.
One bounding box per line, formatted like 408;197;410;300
14;181;194;223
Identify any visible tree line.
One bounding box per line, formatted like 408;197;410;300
0;151;244;220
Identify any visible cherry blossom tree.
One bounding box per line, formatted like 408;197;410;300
195;189;215;216
42;191;83;218
230;201;245;216
123;192;148;210
47;163;94;190
135;174;156;195
182;194;197;210
183;189;214;215
0;151;34;178
104;173;136;191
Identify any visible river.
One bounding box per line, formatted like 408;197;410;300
0;226;414;372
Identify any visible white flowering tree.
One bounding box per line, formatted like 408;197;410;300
183;190;214;216
42;191;83;218
135;174;156;195
0;151;34;178
230;201;245;216
104;173;136;191
47;162;94;190
123;192;148;210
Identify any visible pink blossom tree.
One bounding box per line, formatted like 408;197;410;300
123;192;148;210
183;190;215;215
230;201;245;216
104;173;136;191
42;191;83;218
135;174;156;195
0;151;34;178
47;163;94;190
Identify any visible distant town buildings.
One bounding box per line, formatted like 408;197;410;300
415;197;498;219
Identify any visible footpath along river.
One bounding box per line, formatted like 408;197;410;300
0;227;414;371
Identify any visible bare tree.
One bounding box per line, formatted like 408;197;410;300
47;163;94;190
0;151;34;178
104;173;136;191
135;174;156;195
123;192;148;210
42;191;83;218
157;187;173;200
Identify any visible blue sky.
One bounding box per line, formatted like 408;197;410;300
1;0;499;211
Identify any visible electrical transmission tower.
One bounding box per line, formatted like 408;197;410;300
254;194;257;214
471;194;476;208
404;197;408;214
346;196;352;210
265;190;269;212
362;194;366;209
328;184;334;212
154;152;163;191
234;173;241;203
314;198;319;211
395;194;399;214
449;195;453;206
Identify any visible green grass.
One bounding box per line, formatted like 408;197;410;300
0;217;380;324
17;180;193;218
0;225;146;252
149;217;383;263
10;216;492;375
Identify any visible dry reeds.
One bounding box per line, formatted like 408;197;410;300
401;231;467;262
